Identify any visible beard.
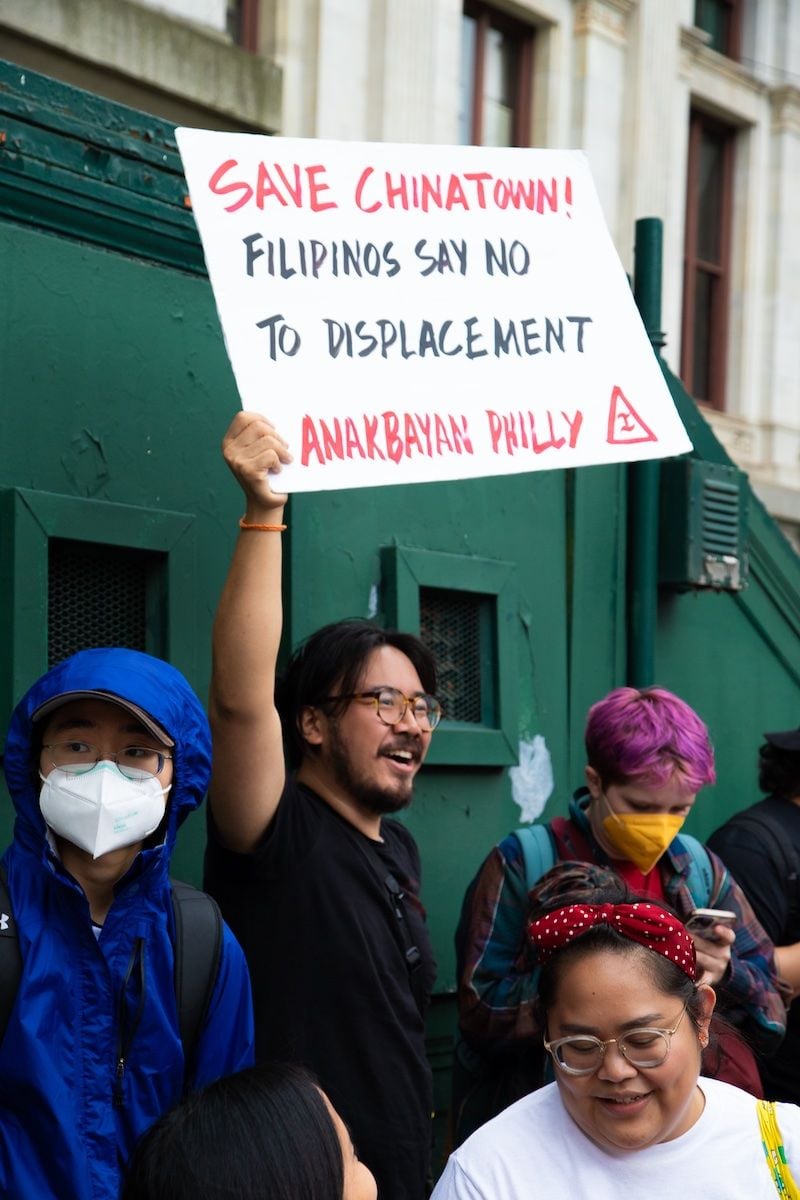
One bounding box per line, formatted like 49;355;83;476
327;720;416;817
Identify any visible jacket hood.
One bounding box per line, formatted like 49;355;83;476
3;648;211;855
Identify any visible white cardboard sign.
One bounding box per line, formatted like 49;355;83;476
176;130;691;492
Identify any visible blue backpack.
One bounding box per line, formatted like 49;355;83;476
451;821;719;1148
0;863;221;1083
513;821;716;905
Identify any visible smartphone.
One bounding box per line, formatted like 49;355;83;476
685;908;737;940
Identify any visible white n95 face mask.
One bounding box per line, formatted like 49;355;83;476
39;762;170;860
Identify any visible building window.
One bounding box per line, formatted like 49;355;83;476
0;489;197;737
459;1;533;147
380;545;518;766
694;0;742;60
681;110;735;411
226;0;259;51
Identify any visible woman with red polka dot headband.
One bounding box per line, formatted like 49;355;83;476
433;871;800;1200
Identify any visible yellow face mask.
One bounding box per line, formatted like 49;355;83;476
600;794;686;874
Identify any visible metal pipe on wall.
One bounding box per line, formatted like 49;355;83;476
628;217;666;688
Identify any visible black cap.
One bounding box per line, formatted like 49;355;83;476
764;728;800;753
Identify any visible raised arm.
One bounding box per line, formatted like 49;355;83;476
208;412;292;852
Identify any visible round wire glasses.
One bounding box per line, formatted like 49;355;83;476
42;741;172;780
320;687;442;732
543;1004;689;1076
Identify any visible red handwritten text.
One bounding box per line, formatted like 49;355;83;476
486;409;584;455
301;412;474;466
208;160;338;214
355;168;573;215
205;158;574;217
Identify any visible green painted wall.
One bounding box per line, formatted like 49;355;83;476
0;241;576;987
656;585;799;840
0;218;240;879
0;62;577;996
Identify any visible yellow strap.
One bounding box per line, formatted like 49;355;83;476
758;1100;800;1199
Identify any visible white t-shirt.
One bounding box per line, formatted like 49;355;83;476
432;1078;800;1200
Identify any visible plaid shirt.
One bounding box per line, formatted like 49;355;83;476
456;793;787;1053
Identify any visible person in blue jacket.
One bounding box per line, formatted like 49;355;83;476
0;647;255;1200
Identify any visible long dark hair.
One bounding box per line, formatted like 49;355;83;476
277;618;437;767
121;1063;344;1200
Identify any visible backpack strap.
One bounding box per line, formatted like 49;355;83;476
384;871;428;1017
550;815;594;862
722;809;800;926
0;862;21;1047
0;869;223;1069
512;824;557;891
170;879;223;1088
515;824;719;910
758;1100;800;1199
338;831;428;1018
677;833;717;908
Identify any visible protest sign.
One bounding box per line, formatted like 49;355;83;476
176;130;692;492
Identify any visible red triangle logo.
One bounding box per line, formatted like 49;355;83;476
606;386;657;444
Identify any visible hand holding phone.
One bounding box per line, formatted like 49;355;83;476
685;908;737;942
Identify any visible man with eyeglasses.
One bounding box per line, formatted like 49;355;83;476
0;648;254;1200
203;412;440;1200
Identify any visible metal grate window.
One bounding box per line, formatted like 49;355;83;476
48;539;157;666
420;587;492;724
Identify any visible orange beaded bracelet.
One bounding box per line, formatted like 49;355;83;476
238;517;287;532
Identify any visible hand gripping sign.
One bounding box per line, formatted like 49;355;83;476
176;130;691;493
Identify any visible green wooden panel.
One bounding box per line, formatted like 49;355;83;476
0;66;575;989
0;58;204;271
656;588;799;842
567;461;628;784
0;218;244;882
0;220;578;953
0;489;51;851
655;366;800;843
381;544;519;766
0;488;195;722
656;527;800;843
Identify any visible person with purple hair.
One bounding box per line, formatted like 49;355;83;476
451;686;786;1145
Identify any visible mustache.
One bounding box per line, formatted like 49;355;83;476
381;734;423;760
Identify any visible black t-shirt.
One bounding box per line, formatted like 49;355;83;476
204;777;436;1200
708;795;800;1102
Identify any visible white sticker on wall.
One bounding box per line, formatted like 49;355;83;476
510;734;554;823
